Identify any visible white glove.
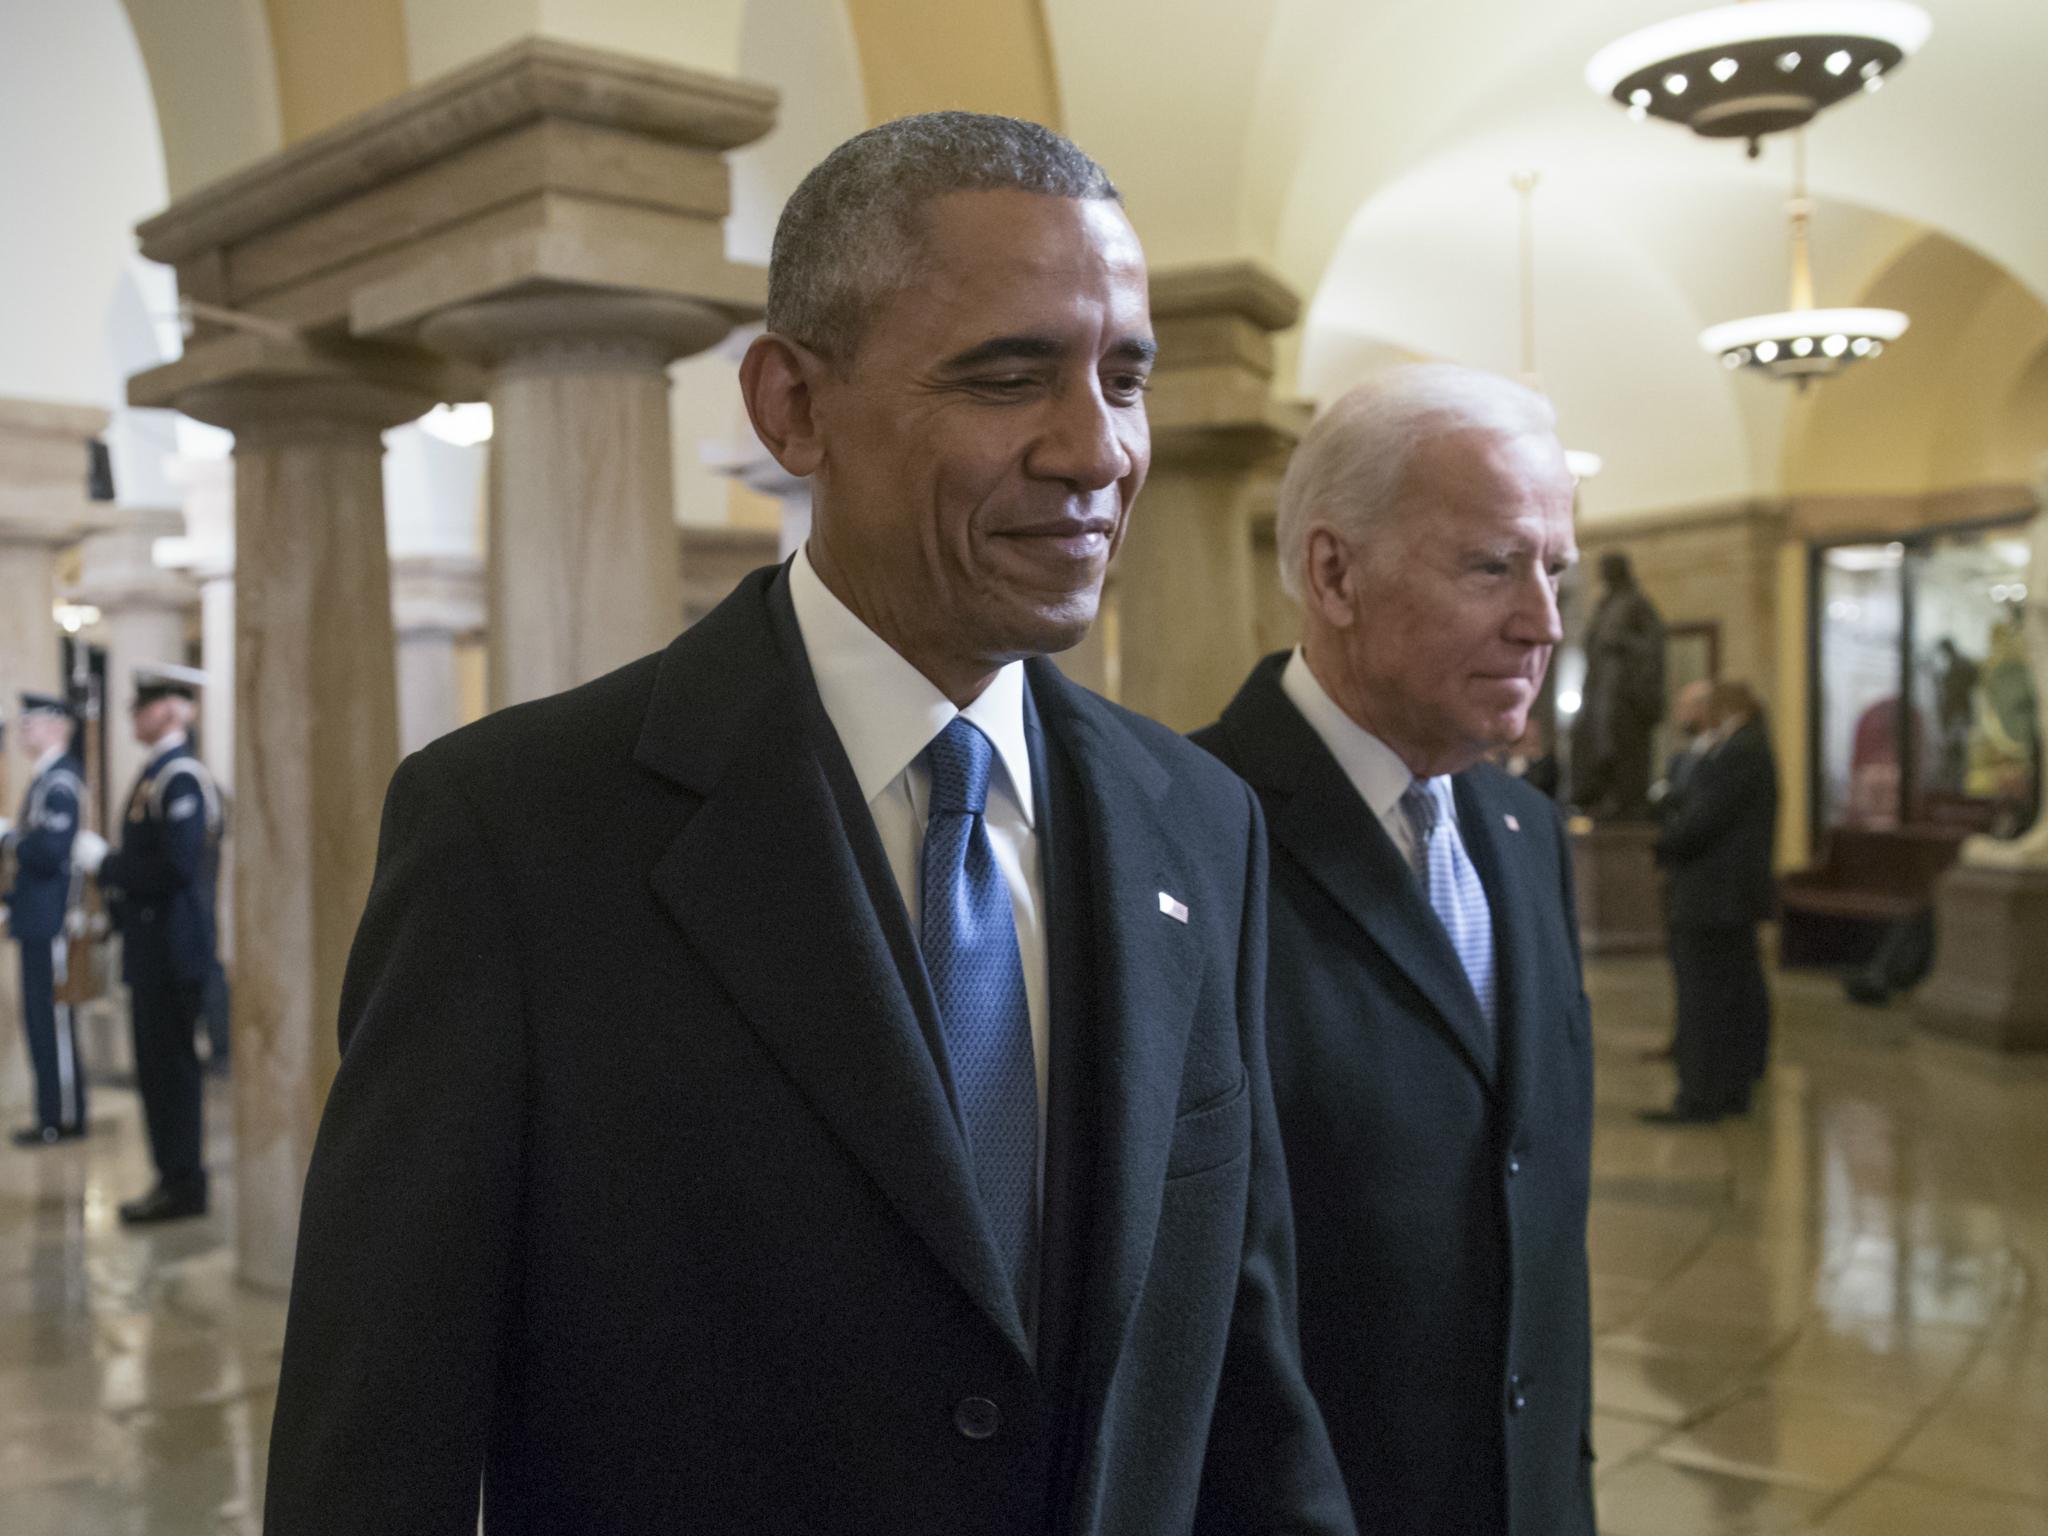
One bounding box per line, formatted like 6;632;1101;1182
73;830;109;877
0;816;13;840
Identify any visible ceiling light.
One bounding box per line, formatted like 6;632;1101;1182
1587;1;1931;156
1700;133;1909;387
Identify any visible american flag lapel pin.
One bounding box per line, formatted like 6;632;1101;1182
1158;891;1189;924
1503;813;1522;832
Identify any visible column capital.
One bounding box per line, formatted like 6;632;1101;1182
131;335;455;445
0;396;120;547
131;38;774;353
1144;261;1308;466
391;552;486;637
69;512;200;615
420;290;734;376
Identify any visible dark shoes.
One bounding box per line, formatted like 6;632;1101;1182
119;1178;209;1225
11;1123;86;1148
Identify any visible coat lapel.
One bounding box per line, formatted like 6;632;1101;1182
637;568;1030;1362
1025;660;1204;1390
1453;769;1546;1132
1219;655;1498;1089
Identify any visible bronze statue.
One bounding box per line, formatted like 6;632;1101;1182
1572;551;1666;821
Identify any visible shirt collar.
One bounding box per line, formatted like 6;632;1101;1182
32;745;65;777
1280;647;1455;826
147;731;189;766
788;547;1035;827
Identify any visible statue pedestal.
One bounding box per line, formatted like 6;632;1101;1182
1914;863;2048;1052
1569;822;1665;955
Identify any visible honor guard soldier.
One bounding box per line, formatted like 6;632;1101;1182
75;663;221;1223
1;692;90;1146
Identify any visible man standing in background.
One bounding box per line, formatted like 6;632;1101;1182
76;663;221;1220
1647;680;1779;1124
2;692;89;1146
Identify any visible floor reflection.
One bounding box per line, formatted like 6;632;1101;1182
1592;954;2048;1535
0;1077;277;1535
0;952;2044;1531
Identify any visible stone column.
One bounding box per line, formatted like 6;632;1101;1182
0;398;112;1119
134;341;443;1293
391;553;486;754
419;294;734;708
69;513;197;800
1115;262;1306;731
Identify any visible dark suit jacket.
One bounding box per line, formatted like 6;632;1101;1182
1195;654;1595;1536
1656;715;1779;929
6;751;83;944
264;568;1350;1536
101;740;220;986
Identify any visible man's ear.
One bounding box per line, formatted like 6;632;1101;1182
739;333;829;478
1301;523;1359;631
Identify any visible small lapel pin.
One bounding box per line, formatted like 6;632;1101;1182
1503;813;1521;832
1158;892;1190;924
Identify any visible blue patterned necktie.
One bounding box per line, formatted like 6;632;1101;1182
1399;777;1499;1037
920;717;1038;1309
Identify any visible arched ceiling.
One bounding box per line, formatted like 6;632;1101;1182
1785;233;2048;496
1;0;169;406
1043;0;2048;514
66;0;2048;526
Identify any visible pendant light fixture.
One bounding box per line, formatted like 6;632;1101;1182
1698;133;1907;385
1587;0;1931;157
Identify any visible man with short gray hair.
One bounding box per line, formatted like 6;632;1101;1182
266;113;1351;1535
1197;364;1597;1534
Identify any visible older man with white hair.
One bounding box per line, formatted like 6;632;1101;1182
1195;364;1596;1535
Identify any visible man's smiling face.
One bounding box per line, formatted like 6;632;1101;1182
803;188;1155;688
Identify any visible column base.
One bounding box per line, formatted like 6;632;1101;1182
1570;821;1666;955
1913;864;2048;1052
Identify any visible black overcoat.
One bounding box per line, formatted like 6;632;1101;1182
1196;654;1596;1536
263;569;1351;1536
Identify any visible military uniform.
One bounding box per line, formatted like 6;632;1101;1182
100;703;221;1215
4;703;88;1144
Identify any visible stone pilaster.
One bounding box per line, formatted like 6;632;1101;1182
132;338;446;1292
1116;262;1306;731
391;553;486;754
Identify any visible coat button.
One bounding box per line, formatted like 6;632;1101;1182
954;1397;1001;1440
1508;1374;1528;1415
1507;1154;1523;1178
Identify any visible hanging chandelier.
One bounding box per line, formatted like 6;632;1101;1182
1586;0;1931;157
1698;134;1907;385
1509;170;1602;480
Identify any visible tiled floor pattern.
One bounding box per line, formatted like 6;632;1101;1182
0;954;2043;1531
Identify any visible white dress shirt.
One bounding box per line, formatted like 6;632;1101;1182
787;548;1051;1133
1280;647;1467;862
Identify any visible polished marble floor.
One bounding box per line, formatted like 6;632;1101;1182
1;956;2044;1532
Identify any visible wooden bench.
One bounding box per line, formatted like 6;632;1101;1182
1778;825;1969;968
